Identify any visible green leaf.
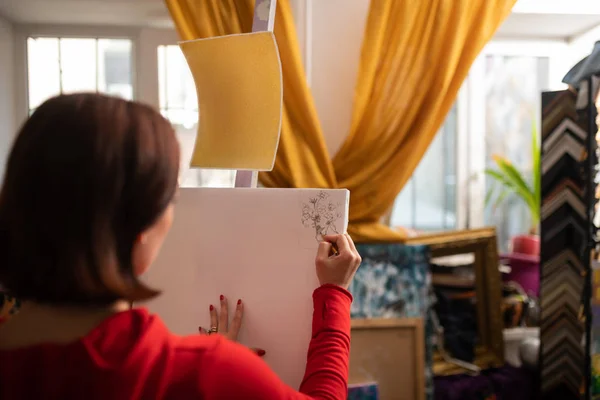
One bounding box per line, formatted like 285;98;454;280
485;185;495;206
495;159;536;209
496;159;532;195
493;188;512;209
485;163;535;215
485;168;512;186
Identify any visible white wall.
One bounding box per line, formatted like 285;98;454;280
0;14;14;179
290;0;368;158
308;0;369;157
568;25;600;68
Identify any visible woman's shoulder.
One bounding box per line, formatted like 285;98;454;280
99;310;292;398
122;308;250;361
82;308;226;365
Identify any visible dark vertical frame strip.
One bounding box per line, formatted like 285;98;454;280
539;89;587;399
585;75;599;400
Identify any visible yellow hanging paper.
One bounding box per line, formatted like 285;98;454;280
179;31;282;170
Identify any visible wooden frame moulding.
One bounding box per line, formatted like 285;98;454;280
349;317;425;400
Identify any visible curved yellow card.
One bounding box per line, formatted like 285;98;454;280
179;32;282;170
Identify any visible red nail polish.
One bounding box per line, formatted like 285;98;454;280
257;349;266;356
220;295;224;301
209;305;214;311
237;299;242;305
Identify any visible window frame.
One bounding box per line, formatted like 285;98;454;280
26;36;135;112
13;24;180;125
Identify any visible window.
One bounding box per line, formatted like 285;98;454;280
482;54;549;251
27;37;133;113
389;105;458;232
157;45;235;188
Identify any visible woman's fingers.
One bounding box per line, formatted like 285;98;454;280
219;295;229;333
323;234;351;254
316;241;332;260
344;233;357;253
227;299;244;340
204;296;262;358
209;302;218;331
251;348;266;357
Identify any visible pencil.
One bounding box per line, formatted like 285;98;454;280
330;243;339;256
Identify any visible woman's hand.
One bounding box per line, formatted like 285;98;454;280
198;295;266;357
315;233;362;290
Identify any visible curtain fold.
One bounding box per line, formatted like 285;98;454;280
165;0;516;242
333;0;516;242
164;0;336;190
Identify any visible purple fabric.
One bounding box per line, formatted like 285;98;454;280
434;365;536;400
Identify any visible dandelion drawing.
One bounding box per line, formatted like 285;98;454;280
301;191;343;241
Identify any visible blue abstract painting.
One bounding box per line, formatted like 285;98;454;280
350;243;433;400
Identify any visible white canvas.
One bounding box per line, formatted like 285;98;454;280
140;187;350;389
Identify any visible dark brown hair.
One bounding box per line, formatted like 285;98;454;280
0;93;180;305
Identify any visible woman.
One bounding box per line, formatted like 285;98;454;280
0;93;361;399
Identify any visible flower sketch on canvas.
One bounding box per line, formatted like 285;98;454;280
301;191;343;241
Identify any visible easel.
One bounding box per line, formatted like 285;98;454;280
142;4;353;385
234;0;278;189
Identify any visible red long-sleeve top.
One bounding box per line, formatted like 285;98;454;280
0;284;351;399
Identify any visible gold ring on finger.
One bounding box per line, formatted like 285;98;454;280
208;326;218;335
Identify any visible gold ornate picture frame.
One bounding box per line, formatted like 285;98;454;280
404;227;505;375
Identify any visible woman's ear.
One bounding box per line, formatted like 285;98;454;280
138;233;147;245
131;232;151;277
131;203;175;277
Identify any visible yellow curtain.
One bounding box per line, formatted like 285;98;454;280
165;0;336;190
165;0;516;242
334;0;516;241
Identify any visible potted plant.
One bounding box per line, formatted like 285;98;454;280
485;121;540;256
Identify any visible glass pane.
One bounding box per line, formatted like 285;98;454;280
483;55;549;251
196;169;236;188
60;38;97;94
389;178;414;228
390;105;458;232
175;125;201;187
414;126;446;231
444;105;458;228
27;38;60;110
98;39;133;100
164;109;198;130
158;46;167;110
174;122;235;188
157;45;197;112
